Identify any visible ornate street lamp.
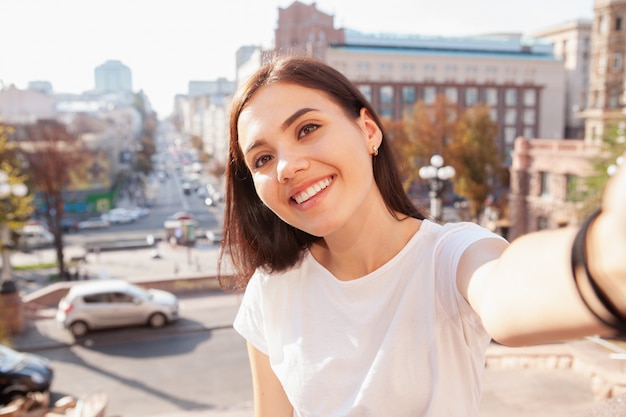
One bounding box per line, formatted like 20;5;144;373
0;169;28;287
418;155;455;221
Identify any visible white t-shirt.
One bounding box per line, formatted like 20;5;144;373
234;220;506;417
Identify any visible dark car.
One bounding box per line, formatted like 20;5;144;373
0;344;53;405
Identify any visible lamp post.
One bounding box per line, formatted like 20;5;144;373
418;155;455;222
0;169;28;288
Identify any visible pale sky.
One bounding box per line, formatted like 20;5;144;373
0;0;593;116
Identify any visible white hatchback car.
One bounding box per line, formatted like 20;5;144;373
56;280;179;337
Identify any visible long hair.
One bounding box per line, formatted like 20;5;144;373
219;55;424;291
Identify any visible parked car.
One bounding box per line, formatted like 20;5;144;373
102;208;135;224
60;218;78;233
0;344;53;406
56;280;179;337
17;225;54;250
77;216;110;230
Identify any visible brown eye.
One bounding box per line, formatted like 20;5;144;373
254;154;273;169
298;123;320;138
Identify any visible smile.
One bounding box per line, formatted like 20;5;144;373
292;177;333;204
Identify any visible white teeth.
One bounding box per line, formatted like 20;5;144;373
293;178;332;204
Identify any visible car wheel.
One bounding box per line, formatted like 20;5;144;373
69;320;89;337
148;313;167;328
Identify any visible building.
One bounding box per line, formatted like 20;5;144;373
326;33;565;163
94;60;133;93
530;20;592;139
580;0;626;141
274;0;345;60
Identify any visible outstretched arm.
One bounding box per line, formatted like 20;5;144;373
459;152;626;346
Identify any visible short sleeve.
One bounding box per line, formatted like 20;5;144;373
233;271;270;355
434;221;508;330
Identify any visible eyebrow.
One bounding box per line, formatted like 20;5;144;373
243;107;317;156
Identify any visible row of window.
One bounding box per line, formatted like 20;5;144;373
359;84;538;108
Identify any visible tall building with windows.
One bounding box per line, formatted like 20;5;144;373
581;0;626;140
94;60;133;93
325;33;565;164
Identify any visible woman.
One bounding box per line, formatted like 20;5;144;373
219;55;626;416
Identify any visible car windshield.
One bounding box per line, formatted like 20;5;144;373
0;345;24;372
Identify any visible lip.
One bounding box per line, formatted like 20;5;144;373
289;175;335;207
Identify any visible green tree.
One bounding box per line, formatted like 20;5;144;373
571;121;626;217
447;104;502;219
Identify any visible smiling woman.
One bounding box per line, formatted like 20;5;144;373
218;53;626;417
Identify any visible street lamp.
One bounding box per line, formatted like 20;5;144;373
418;155;455;222
0;169;28;287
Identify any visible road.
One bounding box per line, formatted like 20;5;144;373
39;292;253;417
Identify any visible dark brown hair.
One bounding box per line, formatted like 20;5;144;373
219;55;424;291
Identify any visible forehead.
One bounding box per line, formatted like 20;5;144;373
237;82;338;139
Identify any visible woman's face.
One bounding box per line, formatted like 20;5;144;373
237;82;382;237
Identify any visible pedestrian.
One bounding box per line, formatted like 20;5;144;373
218;55;626;416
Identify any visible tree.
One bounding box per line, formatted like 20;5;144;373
397;94;460;201
13;119;85;280
447;104;502;219
0;124;33;283
571;121;626;217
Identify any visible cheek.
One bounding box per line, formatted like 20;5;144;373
253;174;281;210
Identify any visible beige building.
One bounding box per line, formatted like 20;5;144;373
530;20;592;139
326;37;566;163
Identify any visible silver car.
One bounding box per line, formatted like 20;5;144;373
56;279;179;337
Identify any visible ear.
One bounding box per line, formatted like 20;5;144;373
358;107;382;152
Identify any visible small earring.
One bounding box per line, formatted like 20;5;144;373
373;145;379;156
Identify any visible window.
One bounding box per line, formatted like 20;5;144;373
505;88;517;106
380;85;394;104
505;108;517;125
444;87;458;103
523;109;535;125
358;85;372;101
523;127;535;138
504;127;517;144
380;62;393;72
523;89;536;106
484;88;498;105
616;13;623;31
598;51;607;75
613;53;623;71
83;293;111;303
610;87;620;108
423;86;436;104
489;108;498;122
537;216;549;230
540;172;550;197
111;292;134;303
402;86;416;103
599;14;608;34
379;108;394;118
465;87;478;106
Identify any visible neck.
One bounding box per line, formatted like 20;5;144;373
311;210;421;281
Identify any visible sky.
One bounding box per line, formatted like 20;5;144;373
0;0;594;117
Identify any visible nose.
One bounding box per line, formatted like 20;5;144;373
276;151;308;183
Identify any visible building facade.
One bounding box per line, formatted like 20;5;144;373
326;35;566;163
582;0;626;141
530;20;592;139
